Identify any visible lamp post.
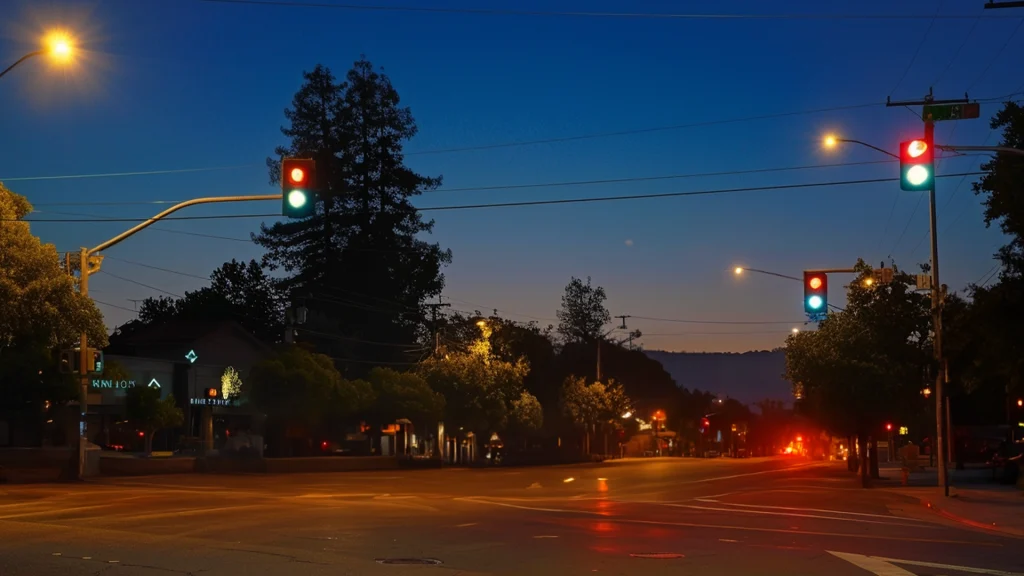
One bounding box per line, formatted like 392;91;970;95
0;31;74;81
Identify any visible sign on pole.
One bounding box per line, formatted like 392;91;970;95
922;103;980;122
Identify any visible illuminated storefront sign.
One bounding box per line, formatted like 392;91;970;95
190;398;237;407
91;379;136;389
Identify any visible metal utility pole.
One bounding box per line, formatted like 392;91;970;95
887;89;972;497
425;298;450;355
72;194;280;480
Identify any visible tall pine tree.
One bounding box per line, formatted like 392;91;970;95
256;58;450;373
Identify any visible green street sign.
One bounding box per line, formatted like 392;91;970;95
922;103;980;122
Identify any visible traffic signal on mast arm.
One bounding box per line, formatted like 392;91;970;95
899;139;933;191
803;271;828;314
281;158;316;218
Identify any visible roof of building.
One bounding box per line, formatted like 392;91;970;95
106;319;271;356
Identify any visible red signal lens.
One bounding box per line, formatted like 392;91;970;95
290;167;306;184
809;276;823;290
906;140;928;158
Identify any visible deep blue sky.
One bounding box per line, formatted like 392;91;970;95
2;0;1020;353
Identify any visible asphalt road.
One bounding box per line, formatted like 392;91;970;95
1;457;1021;575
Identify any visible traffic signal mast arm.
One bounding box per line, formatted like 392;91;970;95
936;145;1024;157
88;194;281;255
804;267;856;274
72;192;280;481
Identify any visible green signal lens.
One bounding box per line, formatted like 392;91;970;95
906;165;930;187
287;190;308;208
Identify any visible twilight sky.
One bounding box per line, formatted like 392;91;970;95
1;0;1019;353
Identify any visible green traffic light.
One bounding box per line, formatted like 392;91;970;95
287;189;308;209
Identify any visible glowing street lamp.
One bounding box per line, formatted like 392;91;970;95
0;29;76;81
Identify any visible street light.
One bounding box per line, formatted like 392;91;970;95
0;29;76;81
821;133;900;159
791;328;800;334
732;266;801;282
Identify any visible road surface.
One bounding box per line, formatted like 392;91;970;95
1;457;1021;575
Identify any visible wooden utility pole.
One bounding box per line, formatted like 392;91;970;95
425;297;450;355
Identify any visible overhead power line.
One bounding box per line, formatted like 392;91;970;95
93;299;139;314
0;164;258;183
15;172;985;223
630;315;806;325
103;255;211;281
30;159;899;207
95;270;183;298
200;0;1020;21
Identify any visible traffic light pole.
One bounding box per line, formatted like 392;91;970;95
73;193;280;480
888;92;956;497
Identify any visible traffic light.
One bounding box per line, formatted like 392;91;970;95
59;348;103;374
899;139;933;191
885;423;893;432
803;271;828;314
281;158;316;218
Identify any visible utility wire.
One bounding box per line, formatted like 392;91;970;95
95;270;183;298
630;315;804;325
889;0;944;97
15;172;986;223
29;159;900;206
932;13;981;87
965;17;1024;93
200;0;1021;21
93;299;140;314
0;164;258;183
102;255;212;281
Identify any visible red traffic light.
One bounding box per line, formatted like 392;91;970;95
900;139;933;163
808;276;823;290
885;423;893;431
906;140;927;158
282;158;316;189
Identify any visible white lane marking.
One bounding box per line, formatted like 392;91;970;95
456;523;477;527
718;539;739;543
679;462;827;484
871;555;1024;576
456;498;600;515
533;535;558;539
827;551;916;575
667;503;927;527
0;504;114;520
694;499;930;522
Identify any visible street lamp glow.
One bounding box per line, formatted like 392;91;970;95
44;31;74;62
734;267;744;275
476;320;487;327
823;134;838;149
621;411;632;419
864;277;874;287
791;328;800;334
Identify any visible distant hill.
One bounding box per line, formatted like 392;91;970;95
644;350;792;405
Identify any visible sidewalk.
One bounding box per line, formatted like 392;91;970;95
876;462;1024;537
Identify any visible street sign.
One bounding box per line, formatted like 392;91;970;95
185;349;198;364
148;378;161;389
872;267;894;284
916;274;933;291
922;103;980;122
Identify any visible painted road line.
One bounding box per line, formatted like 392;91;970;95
456;498;999;545
694;499;931;522
827;551;916;575
871;555;1024;576
679;462;829;484
666;503;929;527
830;552;1024;576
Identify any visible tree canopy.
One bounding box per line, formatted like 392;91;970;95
557;276;611;343
254;59;450;373
118;258;283;344
1;184;107;411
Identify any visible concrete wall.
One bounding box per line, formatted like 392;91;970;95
0;448;72;483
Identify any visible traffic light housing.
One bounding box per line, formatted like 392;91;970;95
803;271;828;315
899;139;933;191
281;158;316;218
59;348;104;374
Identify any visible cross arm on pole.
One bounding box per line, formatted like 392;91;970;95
87;194;282;255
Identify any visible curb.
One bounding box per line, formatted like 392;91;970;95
917;496;1024;538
